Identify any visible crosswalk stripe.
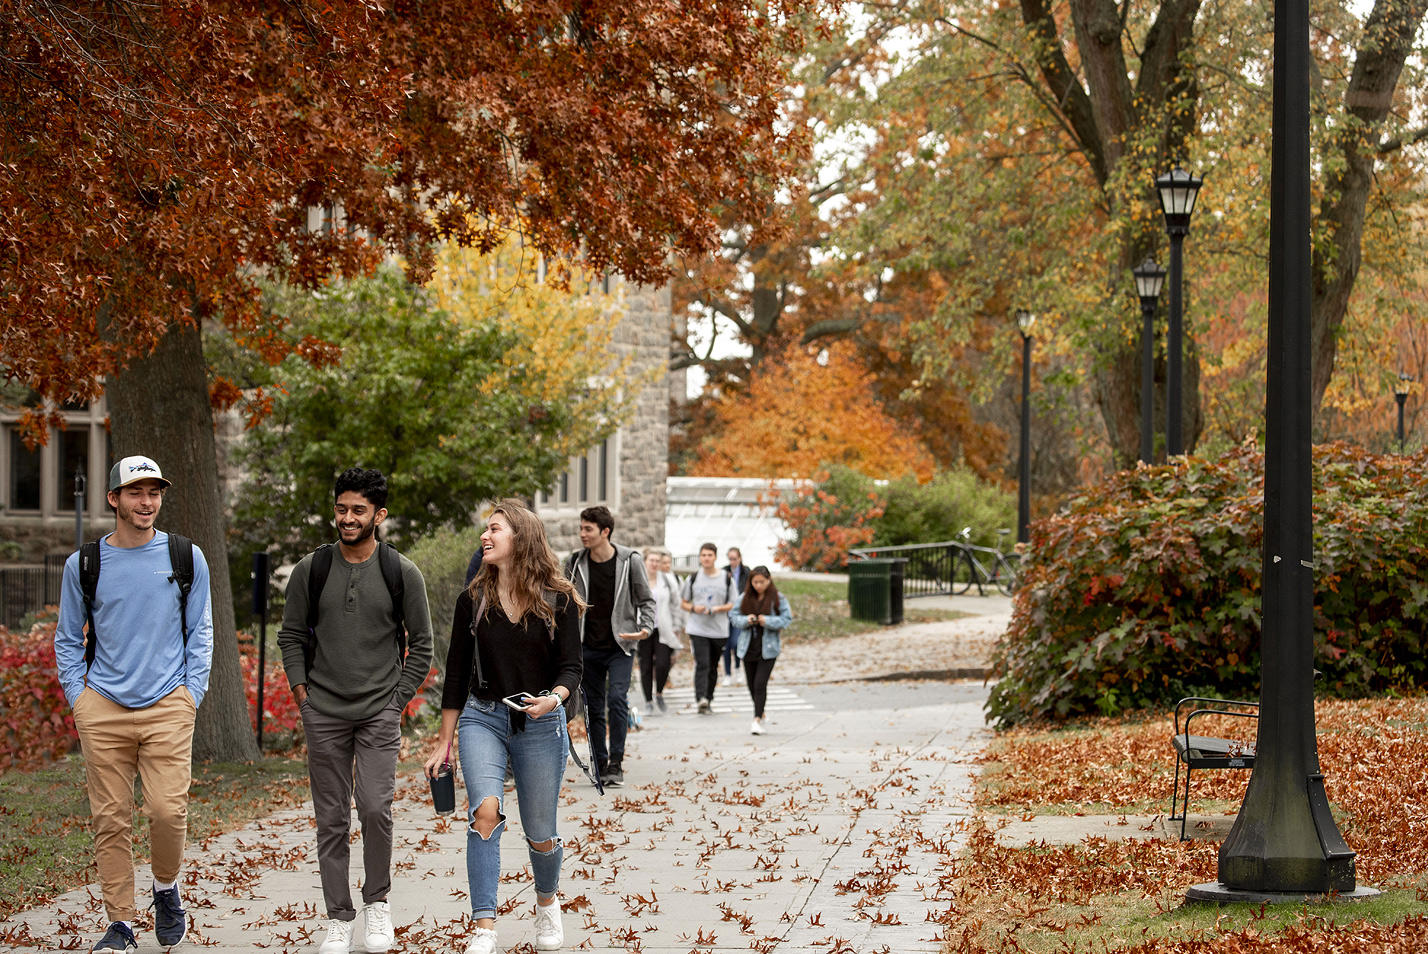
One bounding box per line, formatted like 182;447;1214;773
633;685;814;714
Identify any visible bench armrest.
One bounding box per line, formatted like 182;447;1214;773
1174;696;1259;736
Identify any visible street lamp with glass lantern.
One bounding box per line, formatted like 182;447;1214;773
1015;310;1035;544
1155;166;1203;457
1132;258;1167;463
1395;374;1412;453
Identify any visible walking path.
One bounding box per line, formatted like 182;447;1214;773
5;596;1012;953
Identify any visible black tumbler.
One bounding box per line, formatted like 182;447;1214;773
430;762;455;816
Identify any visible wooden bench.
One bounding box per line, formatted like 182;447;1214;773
1169;696;1259;840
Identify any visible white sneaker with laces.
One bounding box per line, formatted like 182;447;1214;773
751;718;765;735
464;926;498;954
534;899;564;951
363;901;393;952
318;918;355;954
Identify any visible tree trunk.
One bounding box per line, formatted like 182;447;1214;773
1310;0;1428;415
1093;335;1203;466
107;320;259;763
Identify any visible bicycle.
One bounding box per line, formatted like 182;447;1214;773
950;527;1020;597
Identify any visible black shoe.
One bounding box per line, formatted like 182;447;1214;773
92;922;138;954
152;885;187;947
605;761;624;787
596;760;610;786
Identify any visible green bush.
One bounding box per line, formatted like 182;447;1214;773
406;525;485;679
987;442;1428;726
874;469;1016;549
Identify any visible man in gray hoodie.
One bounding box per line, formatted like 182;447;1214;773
278;468;433;954
565;506;656;788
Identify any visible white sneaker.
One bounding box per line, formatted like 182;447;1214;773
363;901;393;953
464;926;498;954
534;899;564;950
318;918;355;954
750;718;765;735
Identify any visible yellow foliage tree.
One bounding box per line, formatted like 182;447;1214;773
428;240;659;457
689;343;935;480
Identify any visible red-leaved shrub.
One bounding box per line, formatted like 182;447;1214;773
989;442;1428;725
0;613;75;772
772;472;886;572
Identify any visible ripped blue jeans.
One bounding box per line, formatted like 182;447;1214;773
457;695;568;918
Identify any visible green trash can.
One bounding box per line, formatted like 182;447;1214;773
848;558;906;625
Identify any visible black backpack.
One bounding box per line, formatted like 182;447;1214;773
304;542;407;663
79;533;196;671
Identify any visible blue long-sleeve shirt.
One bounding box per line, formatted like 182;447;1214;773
55;531;214;710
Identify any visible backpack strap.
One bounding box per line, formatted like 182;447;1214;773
306;544;335;634
80;540;101;671
167;533;195;648
378;542;406;656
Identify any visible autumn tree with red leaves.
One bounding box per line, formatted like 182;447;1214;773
0;0;806;759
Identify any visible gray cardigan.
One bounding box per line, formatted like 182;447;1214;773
565;544;658;656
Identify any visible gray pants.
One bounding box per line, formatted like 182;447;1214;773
301;702;402;921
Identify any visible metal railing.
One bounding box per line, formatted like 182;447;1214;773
0;554;68;631
848;541;964;598
849;534;1020;598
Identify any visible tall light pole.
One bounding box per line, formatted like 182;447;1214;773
1132;258;1167;464
71;462;84;551
1190;0;1369;902
1395;374;1411;453
1015;310;1035;544
1156;166;1203;457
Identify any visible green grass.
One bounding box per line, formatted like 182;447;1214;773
0;753;310;920
980;887;1426;954
776;577;971;644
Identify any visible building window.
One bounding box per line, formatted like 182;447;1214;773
55;428;89;512
597;439;608;501
533;433;618;515
8;428;41;511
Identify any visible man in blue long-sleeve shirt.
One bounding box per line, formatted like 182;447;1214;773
54;455;213;954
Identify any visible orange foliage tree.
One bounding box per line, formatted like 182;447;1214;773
0;0;807;759
687;342;936;480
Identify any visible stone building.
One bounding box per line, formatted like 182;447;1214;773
0;281;674;564
534;278;671;556
0;393;112;561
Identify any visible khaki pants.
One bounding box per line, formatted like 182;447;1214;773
73;686;197;923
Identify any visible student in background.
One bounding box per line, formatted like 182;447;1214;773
679;543;736;714
638;550;684;713
729;566;793;736
720;548;750;685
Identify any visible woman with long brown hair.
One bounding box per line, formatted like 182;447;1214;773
423;500;584;953
728;566;793;736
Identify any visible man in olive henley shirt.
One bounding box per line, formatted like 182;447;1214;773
278;468;433;954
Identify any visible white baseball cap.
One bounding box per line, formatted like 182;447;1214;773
109;456;172;491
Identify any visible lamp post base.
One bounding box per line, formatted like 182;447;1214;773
1186;882;1380;905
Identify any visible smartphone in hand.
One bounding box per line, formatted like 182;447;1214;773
502;692;533;712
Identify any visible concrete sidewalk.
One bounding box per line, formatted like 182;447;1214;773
6;682;991;953
5;599;1015;953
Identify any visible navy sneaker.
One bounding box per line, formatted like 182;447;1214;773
151;886;187;947
91;921;137;954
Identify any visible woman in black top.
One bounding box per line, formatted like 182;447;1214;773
423;499;583;954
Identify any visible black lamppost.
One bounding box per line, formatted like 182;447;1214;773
71;462;84;551
1132;258;1167;464
1155;166;1203;457
1395;374;1411;453
1190;0;1368;901
1015;310;1035;544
